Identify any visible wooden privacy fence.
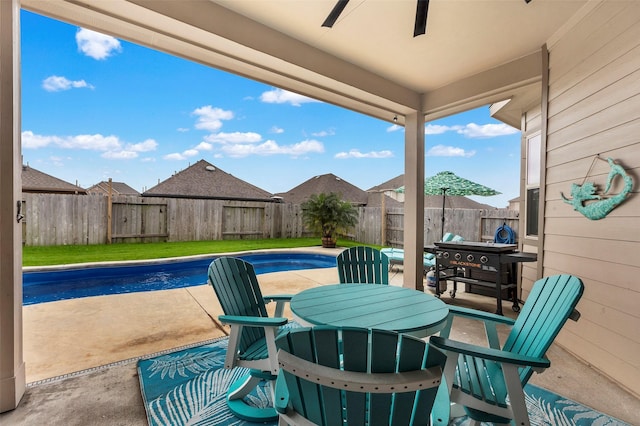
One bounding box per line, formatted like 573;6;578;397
22;194;310;246
22;193;518;246
384;207;519;247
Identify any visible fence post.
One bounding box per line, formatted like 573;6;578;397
106;178;112;244
380;192;386;246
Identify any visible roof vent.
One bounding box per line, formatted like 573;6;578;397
205;165;215;171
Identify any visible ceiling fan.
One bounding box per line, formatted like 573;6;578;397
322;0;532;37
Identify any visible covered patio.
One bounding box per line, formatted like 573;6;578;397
1;0;638;417
1;258;638;424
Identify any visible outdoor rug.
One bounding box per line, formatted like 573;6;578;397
137;337;630;426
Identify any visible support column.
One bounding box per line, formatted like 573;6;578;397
403;111;425;290
0;0;26;412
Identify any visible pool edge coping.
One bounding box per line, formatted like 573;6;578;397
23;246;341;272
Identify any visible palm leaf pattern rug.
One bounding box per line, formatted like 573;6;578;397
138;337;630;426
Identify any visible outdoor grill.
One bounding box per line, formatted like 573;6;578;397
425;241;537;315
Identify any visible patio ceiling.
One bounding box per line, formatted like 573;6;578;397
22;0;588;126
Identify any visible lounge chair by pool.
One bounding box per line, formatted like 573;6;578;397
381;233;464;274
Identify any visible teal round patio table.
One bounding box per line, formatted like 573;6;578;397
290;284;449;336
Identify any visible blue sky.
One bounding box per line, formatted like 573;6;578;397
20;10;521;208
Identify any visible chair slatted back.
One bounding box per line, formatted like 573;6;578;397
208;257;268;352
337;246;389;284
276;327;445;426
503;274;584;383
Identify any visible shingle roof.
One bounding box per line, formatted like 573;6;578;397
367;174;404;192
369;174;497;210
142;159;274;201
364;193;403;208
275;173;368;205
87;181;140;196
22;165;87;194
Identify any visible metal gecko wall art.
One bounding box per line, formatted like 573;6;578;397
561;156;633;220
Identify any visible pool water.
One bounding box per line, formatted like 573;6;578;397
23;252;336;305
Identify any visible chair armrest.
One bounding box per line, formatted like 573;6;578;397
447;305;516;326
274;373;289;414
429;336;550;369
439;306;515;348
263;294;293;303
264;295;293;317
219;315;288;327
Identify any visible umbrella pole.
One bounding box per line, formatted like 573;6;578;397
441;188;447;241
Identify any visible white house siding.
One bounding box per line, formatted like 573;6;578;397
540;0;640;396
520;107;542;295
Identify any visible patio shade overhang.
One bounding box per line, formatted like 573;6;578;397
21;0;588;123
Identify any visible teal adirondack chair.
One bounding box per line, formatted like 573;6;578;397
429;274;584;426
207;257;293;422
274;326;446;426
337;246;389;284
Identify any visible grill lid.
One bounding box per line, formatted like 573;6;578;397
434;241;517;253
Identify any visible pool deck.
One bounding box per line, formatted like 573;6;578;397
4;247;639;425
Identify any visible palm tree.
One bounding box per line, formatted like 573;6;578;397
301;192;359;248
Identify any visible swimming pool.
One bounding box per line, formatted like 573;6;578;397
22;252;336;305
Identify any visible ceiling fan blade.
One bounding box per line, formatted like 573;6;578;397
414;0;430;37
322;0;350;28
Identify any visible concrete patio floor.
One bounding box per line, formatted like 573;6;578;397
2;248;639;425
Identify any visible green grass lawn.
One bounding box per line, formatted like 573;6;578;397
22;238;374;266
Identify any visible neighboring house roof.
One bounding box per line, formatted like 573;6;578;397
87;181;140;196
370;174;496;209
143;159;275;201
21;165;87;194
367;174;404;192
276;173;368;205
365;192;403;209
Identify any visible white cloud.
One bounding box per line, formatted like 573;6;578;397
425;124;455;135
221;139;324;158
260;88;319;107
204;131;262;144
423;122;518;138
163;148;200;161
335;149;393;159
48;156;66;167
22;131;59;149
55;133;122;151
387;124;403;132
427;144;476;157
312;129;335;137
270;126;284;134
195;142;213;151
101;150;138;159
76;28;122;60
42;76;94;92
22;131;157;160
177;128;190;133
192;105;234;132
163;153;186;161
128;139;158;152
457;123;519;138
